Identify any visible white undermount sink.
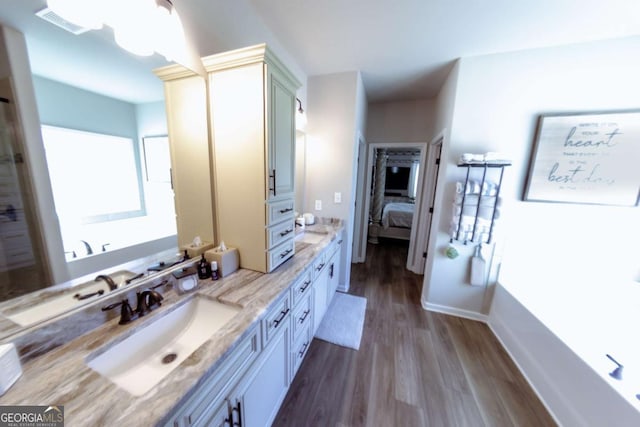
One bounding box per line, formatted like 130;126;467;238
4;270;136;327
294;231;327;244
86;295;240;396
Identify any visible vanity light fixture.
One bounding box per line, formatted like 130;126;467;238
46;0;187;60
295;98;307;131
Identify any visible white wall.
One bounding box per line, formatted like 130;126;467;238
423;37;640;317
366;98;436;143
306;71;366;288
422;36;640;423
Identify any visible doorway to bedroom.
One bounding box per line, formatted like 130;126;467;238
357;142;432;274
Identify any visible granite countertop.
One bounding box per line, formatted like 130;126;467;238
0;222;342;426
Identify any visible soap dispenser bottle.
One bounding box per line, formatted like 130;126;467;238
197;254;211;279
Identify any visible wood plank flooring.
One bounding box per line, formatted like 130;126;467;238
273;238;557;427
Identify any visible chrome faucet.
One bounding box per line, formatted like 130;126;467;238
95;274;118;291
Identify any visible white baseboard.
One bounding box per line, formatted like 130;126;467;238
422;300;488;323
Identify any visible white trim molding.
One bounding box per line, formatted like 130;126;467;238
422;300;488;323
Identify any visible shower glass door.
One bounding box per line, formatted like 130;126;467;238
0;96;50;301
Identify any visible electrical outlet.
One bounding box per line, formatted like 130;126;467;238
334;192;342;203
315;199;322;210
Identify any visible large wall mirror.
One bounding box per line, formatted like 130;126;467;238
0;0;183;336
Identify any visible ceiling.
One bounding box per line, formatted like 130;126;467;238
1;0;639;104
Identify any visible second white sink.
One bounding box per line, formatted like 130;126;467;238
86;295;240;396
294;231;327;244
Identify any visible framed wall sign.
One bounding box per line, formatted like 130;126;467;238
524;111;640;206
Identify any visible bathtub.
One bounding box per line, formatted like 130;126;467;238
488;277;640;426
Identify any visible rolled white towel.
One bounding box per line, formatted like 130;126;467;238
453;194;502;207
483;152;512;163
455;180;498;196
452;203;500;220
459;153;484;163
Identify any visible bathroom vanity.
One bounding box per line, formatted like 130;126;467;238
0;221;343;427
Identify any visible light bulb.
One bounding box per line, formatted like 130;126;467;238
110;0;157;57
48;0;104;30
295;109;307;131
153;1;187;61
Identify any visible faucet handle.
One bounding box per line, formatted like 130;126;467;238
135;291;151;317
102;298;137;325
147;290;164;308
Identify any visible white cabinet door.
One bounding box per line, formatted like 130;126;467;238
235;317;290;427
267;68;295;200
327;250;340;302
198;399;232;427
312;263;330;334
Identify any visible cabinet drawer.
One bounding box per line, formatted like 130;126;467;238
267;239;294;272
267;219;295;249
267;198;294;226
262;294;291;350
311;251;327;279
328;236;341;259
292;324;311;377
291;294;312;342
291;268;312;307
165;326;260;427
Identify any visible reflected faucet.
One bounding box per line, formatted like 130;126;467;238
95;274;118;291
80;240;93;255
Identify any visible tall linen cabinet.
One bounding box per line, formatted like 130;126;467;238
156;44;301;273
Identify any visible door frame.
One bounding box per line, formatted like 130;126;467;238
351;133;367;263
407;134;443;273
355;141;428;271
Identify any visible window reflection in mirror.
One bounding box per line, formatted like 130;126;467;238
40;126;176;262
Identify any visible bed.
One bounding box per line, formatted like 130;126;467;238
378;202;415;240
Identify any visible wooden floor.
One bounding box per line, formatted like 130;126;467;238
273;239;556;427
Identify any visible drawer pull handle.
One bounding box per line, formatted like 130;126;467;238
279;228;293;237
269;169;276;196
280;248;293;258
299;309;310;324
232;400;242;427
298;341;309;358
315;262;325;271
278;207;293;213
299;280;311;293
272;308;290;328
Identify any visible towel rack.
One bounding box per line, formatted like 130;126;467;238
454;162;510;244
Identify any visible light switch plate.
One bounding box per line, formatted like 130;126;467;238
315;199;322;210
